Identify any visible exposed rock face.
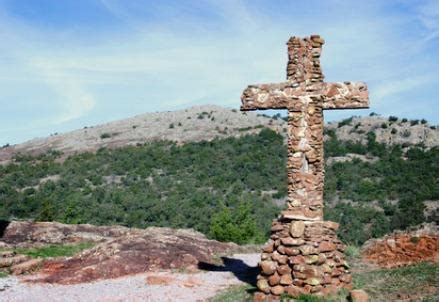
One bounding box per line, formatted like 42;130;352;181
2;221;133;247
362;223;439;268
1;221;237;284
240;35;362;297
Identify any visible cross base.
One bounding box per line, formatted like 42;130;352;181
254;218;352;300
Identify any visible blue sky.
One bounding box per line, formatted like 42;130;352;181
0;0;438;145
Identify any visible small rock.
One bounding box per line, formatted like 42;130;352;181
350;289;369;302
268;273;280;286
299;245;319;255
280;273;293;285
257;279;270;294
285;285;302;297
145;275;174;285
11;258;44;275
281;238;305;246
304;278;320;286
271;285;285;296
318;241;336;252
290;221;305;238
260;261;277;275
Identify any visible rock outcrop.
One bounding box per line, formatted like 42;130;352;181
1;221;237;284
361;223;439;268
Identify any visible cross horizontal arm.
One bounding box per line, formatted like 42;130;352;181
240;81;369;111
323;82;369;110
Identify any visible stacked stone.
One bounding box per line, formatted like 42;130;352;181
255;220;352;299
286;35;325;85
284;98;324;222
239;35;368;300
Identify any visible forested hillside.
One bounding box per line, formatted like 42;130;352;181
0;125;437;245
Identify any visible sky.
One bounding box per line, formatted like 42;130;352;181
0;0;438;145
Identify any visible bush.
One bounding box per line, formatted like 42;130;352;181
410;120;419;126
100;133;111;139
401;130;411;138
388;116;398;122
209;202;264;244
169;123;175;129
381;123;388;129
421;119;428;124
338;117;353;128
391;128;397;135
401;118;408;123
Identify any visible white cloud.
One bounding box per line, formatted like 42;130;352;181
373;75;436;100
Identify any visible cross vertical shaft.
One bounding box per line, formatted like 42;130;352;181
285;36;325;221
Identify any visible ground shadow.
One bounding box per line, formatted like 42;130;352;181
198;256;259;292
0;220;10;238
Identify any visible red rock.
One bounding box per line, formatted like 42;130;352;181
146;275;174;285
289;255;305;265
280;273;293;285
262;241;274;253
271;285;285;296
253;292;266;302
277;245;285;254
284;247;300;256
285;285;302;297
268;273;281;286
277;264;291;275
272;252;288;265
318;241;336;252
350;289;369;302
281;238;305;246
260;261;277;275
340;274;352;283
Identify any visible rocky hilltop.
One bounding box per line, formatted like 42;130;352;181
0;105;285;164
1;105;437;164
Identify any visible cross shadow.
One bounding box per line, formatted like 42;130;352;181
198;256;259;291
0;220;10;238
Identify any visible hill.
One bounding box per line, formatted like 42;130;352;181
1;105;438;164
0;105;285;164
0;105;437;246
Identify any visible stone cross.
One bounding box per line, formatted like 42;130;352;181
241;35;369;222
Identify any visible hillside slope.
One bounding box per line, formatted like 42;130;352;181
0;105;285;163
1;105;438;164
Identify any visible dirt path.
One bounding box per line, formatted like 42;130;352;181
0;253;259;302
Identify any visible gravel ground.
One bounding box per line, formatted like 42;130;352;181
0;253;259;302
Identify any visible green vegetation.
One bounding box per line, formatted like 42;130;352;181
0;129;283;244
211;284;253;302
337;117;353;128
15;242;94;258
0;122;437;245
211;262;439;302
0;271;8;278
353;262;439;301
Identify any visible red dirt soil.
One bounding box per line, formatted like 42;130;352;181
361;223;439;268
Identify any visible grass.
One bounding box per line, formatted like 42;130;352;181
15;242;94;259
211;261;439;302
211;284;254;302
354;262;439;302
0;271;8;278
